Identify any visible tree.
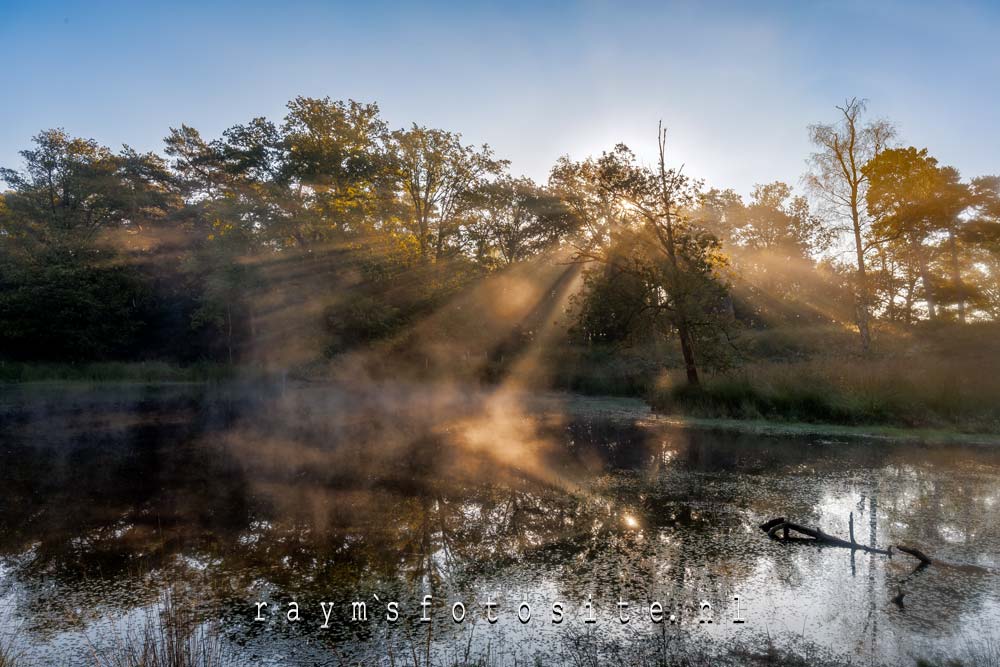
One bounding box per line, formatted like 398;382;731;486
0;129;126;246
806;98;895;350
566;127;732;385
866;147;939;321
696;183;834;326
279;97;392;244
735;183;829;257
865;147;976;323
963;176;1000;317
549;155;625;251
115;146;180;230
391;126;506;262
0;130;157;360
164;124;226;201
466;176;573;268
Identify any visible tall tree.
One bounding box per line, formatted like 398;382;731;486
568;127;732;385
0;130;159;359
280;97;391;244
391;126;506;262
865;147;975;322
696;183;834;325
0;129;124;245
963;176;1000;317
466;176;573;268
806;98;894;350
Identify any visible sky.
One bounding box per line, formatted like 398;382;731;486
1;0;998;197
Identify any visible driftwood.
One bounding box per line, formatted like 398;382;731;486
895;545;933;565
759;514;907;559
760;515;997;608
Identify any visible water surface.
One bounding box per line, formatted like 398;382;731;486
1;383;998;665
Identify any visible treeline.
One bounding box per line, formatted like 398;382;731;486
1;97;998;385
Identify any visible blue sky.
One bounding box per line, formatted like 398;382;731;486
1;0;997;196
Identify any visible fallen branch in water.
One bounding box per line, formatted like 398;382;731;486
895;544;933;565
758;514;931;561
759;515;998;609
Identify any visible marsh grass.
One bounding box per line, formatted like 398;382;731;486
650;355;1000;432
88;591;231;667
644;323;1000;432
0;633;22;667
915;635;1000;667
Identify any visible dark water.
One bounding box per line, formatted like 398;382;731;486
1;383;999;666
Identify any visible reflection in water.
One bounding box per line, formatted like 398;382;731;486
1;383;999;665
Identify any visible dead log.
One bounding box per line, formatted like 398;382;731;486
896;545;933;565
759;517;893;556
759;517;785;533
759;516;995;608
758;516;961;568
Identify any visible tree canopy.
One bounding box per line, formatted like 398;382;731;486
2;97;998;383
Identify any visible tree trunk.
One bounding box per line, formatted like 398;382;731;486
904;274;915;325
434;223;445;262
919;254;937;321
851;207;872;352
677;320;699;386
418;214;430;261
949;229;965;323
249;305;257;363
880;252;896;322
226;302;234;365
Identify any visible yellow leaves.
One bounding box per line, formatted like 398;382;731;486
208;218;237;240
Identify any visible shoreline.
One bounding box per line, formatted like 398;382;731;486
545;392;1000;446
3;379;999;446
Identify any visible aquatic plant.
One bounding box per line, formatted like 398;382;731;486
88;591;231;667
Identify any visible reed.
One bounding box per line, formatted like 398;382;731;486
88;591;231;667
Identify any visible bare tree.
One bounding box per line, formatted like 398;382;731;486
806;98;894;351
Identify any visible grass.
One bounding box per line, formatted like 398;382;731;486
915;634;1000;667
649;354;1000;433
0;634;21;667
640;322;1000;433
552;322;1000;434
87;591;232;667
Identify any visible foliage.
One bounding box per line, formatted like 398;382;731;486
556;138;737;385
465;175;576;268
865;146;987;323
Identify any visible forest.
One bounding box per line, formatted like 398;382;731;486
2;96;999;432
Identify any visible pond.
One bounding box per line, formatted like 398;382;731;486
1;383;998;666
